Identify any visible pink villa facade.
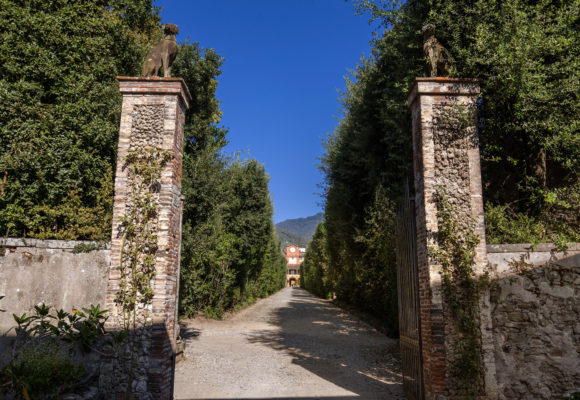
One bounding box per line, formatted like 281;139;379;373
285;244;305;286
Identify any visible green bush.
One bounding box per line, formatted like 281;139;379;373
485;203;580;248
1;343;85;400
0;303;109;399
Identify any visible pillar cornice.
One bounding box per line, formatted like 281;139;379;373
117;76;192;110
407;77;481;108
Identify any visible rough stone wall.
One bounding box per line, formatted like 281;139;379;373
432;104;474;217
432;103;498;397
433;103;479;396
0;238;109;356
487;243;580;400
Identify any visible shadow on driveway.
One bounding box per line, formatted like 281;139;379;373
243;288;404;398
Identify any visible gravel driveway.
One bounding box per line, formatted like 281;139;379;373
174;287;405;399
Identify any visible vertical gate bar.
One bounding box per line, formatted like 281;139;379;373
395;181;424;400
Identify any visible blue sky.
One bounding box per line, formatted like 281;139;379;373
159;0;375;223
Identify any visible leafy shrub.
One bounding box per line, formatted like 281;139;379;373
11;303;108;351
0;303;108;399
1;343;85;400
485;203;580;248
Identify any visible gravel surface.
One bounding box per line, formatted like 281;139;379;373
174;287;405;400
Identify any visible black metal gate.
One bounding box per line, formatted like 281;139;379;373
395;184;424;400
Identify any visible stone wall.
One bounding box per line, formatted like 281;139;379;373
487;243;580;400
0;238;110;357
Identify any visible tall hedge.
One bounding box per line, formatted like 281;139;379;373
0;0;160;239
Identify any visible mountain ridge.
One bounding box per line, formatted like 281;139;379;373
275;212;323;248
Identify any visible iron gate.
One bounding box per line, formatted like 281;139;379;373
395;184;424;400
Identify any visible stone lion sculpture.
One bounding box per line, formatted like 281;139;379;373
142;23;179;78
422;25;454;77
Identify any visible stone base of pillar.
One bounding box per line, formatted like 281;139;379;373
408;78;498;399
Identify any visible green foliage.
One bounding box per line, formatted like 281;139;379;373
485;204;580;247
485;181;580;246
350;188;399;334
354;0;579;241
313;0;578;340
179;210;239;318
173;43;286;318
425;0;579;218
254;228;288;297
1;343;85;400
1;303;109;399
0;0;160;239
11;303;108;352
301;222;332;299
178;155;286;318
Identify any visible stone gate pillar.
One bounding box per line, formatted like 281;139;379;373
407;78;497;399
105;76;191;399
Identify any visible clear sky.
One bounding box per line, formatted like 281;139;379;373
159;0;374;223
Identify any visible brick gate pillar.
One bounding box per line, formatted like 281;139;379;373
105;77;191;399
407;78;497;399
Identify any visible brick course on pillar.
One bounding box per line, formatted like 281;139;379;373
407;78;498;400
105;76;191;399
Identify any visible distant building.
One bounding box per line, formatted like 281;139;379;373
285;244;306;286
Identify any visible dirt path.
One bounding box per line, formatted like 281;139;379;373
174;287;405;399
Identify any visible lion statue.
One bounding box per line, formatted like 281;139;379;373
142;23;179;78
422;25;454;77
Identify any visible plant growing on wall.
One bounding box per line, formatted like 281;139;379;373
431;188;485;398
106;145;171;396
115;147;170;330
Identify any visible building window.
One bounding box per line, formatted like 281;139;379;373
289;257;297;264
